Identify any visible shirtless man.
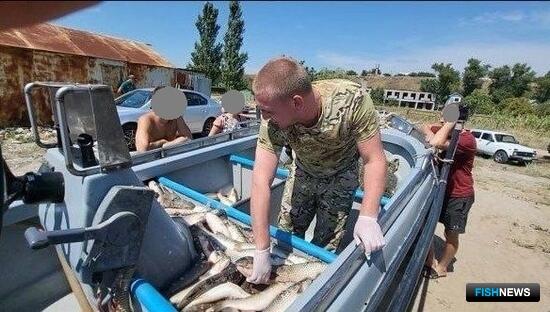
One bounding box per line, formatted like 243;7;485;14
135;112;192;152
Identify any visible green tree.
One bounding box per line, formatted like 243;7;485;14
464;89;494;114
462;58;490;96
188;2;223;85
421;63;460;105
221;1;248;90
409;72;436;77
489;63;536;104
313;68;348;80
501;97;534;116
420;78;438;97
361;69;369;77
370;87;385;105
534;75;550;104
346;70;357;76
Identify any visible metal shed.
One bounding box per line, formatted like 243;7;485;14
0;23;210;126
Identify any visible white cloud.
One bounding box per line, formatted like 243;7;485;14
314;40;550;75
460;8;550;28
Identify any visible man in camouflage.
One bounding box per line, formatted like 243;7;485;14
248;57;387;284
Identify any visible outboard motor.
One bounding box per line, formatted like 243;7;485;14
12;82;197;311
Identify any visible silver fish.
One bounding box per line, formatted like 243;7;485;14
224;220;248;243
182;212;208;226
205;212;231;237
206;229;255;252
208;282;293;312
235;257;327;283
182;282;250;312
264;282;301;312
171;263;243;309
164;208;197;216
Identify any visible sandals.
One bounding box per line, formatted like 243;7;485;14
423;265;444;279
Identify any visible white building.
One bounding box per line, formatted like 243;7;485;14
384;89;437;110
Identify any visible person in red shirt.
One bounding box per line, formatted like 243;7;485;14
422;102;476;279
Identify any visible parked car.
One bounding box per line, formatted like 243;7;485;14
471;129;537;164
115;88;222;150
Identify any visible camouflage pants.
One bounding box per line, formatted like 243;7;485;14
278;165;359;251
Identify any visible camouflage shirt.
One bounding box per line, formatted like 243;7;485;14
258;79;379;177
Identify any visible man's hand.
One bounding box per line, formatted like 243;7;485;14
246;247;272;284
162;136;189;148
353;215;385;259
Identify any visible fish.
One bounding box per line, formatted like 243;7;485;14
202;252;231;279
181;282;250;312
164;208;198;216
202;227;255;252
205;212;231;237
225;249;291;266
235;257;327;283
208;282;294;312
300;279;313;292
182;212;208;226
223;220;248;243
263;282;301;312
217;193;235;206
173;263;244;309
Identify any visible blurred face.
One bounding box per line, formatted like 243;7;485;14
255;94;295;129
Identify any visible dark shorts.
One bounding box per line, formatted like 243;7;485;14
439;195;474;234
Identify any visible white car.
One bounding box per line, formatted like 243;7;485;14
471;129;537;164
115;88;222;150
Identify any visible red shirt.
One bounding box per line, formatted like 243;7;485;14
431;126;476;198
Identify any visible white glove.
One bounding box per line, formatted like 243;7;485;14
246;247;272;284
353;215;386;260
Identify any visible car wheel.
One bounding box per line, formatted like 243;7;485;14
201;118;215;137
493;150;508;164
122;123;137;151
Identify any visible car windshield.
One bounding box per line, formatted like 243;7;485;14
494;134;517;143
115;90;151;108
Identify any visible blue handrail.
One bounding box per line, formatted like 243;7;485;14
131;279;177;312
158;177;337;263
228;154;390;206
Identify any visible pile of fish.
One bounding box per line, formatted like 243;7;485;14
147;181;327;311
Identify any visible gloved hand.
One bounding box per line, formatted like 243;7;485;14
246;247;272;284
353;215;386;260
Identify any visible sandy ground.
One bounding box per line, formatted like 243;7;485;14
2;133;549;312
410;156;550;312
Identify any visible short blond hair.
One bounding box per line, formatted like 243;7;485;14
253;56;312;101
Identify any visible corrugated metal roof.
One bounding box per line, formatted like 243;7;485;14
0;23;173;67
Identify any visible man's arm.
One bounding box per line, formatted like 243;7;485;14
428;122;455;150
208;116;224;136
175;117;193;140
358;131;387;217
250;146;278;250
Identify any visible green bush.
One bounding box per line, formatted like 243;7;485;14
501;97;534;116
464;89;495;115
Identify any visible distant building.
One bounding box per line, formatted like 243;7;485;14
0;23;211;126
384;89;437;110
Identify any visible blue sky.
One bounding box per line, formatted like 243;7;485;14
54;1;550;75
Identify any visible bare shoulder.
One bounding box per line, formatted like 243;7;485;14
138;112;155;125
